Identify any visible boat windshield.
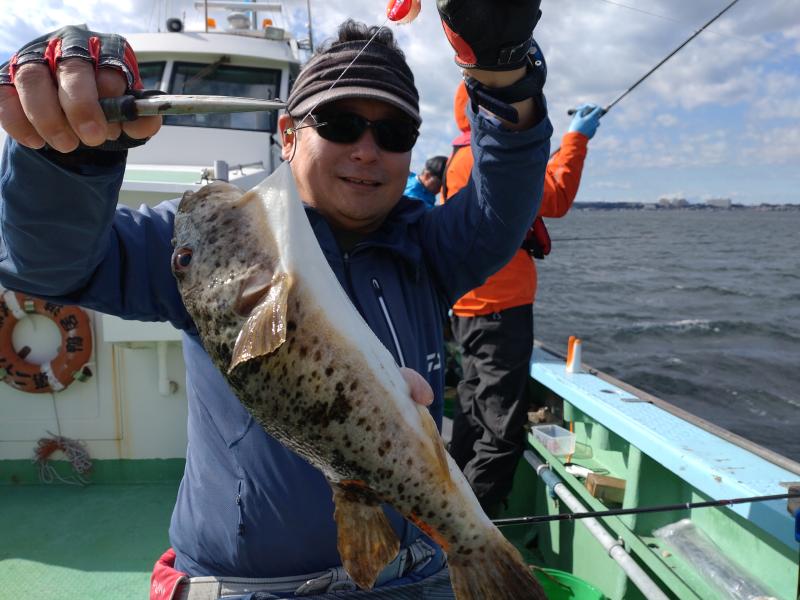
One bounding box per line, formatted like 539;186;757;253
165;61;281;132
138;62;166;91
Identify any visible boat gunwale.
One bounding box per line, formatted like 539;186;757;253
534;340;800;477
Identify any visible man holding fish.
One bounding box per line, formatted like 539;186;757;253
0;1;553;598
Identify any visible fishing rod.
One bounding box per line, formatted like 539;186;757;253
492;491;799;527
550;235;643;242
551;0;742;157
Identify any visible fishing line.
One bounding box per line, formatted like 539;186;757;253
590;0;755;45
550;235;644;242
492;491;800;527
550;0;743;158
286;17;392;162
593;0;686;24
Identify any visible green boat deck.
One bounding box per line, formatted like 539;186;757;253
1;461;181;600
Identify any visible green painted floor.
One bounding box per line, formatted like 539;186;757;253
1;483;178;600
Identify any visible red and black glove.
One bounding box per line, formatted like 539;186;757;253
436;0;543;71
0;25;143;90
521;216;551;259
0;25;150;152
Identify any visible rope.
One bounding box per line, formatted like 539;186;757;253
32;391;92;485
33;431;92;486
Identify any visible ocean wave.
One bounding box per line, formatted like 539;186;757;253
620;319;715;334
671;284;756;298
607;318;800;342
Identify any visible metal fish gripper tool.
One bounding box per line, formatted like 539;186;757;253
100;89;286;122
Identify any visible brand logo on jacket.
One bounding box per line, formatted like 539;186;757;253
426;352;441;373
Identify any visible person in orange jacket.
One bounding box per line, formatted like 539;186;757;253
442;81;603;515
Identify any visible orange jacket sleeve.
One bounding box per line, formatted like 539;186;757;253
441;145;472;203
539;131;589;218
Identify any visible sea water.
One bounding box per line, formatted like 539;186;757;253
534;209;800;462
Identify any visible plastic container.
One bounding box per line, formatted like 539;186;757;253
531;424;576;456
534;568;606;600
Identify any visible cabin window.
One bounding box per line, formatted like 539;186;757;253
137;62;166;91
166;61;281;132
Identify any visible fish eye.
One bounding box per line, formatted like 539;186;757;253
173;248;193;271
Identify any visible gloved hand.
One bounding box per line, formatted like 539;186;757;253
437;0;543;70
0;25;160;152
568;104;605;139
520;216;550;259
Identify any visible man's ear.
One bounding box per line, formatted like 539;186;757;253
278;113;295;160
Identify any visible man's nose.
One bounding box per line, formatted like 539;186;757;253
349;128;380;161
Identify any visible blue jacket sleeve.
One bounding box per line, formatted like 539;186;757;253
0;139;194;330
419;107;553;305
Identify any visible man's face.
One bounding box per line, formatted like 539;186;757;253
419;171;442;194
279;98;413;234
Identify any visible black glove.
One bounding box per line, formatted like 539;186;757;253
437;0;543;70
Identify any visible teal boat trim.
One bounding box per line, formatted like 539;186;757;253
530;344;799;551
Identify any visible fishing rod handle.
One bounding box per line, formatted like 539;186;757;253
100;95;139;123
100;89;167;123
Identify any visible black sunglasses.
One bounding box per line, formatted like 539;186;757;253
308;111;419;153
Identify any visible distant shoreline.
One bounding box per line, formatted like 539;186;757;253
573;202;800;211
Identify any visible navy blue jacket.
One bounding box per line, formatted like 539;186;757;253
0;108;552;578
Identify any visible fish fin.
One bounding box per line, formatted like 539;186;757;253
417;404;451;482
332;481;400;590
229;272;293;372
448;530;547;600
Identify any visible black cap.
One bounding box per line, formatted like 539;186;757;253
287;39;421;126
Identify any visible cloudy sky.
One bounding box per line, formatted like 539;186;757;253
1;0;799;204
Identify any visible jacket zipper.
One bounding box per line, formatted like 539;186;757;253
371;278;406;368
235;480;245;536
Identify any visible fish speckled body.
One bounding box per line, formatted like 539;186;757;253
171;163;547;600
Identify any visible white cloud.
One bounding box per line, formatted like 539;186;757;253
741;125;800;165
751;71;800;120
656;113;679;127
1;0;798;203
590;180;633;190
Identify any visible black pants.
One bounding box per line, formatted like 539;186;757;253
449;304;533;512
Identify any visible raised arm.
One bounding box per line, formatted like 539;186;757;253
421;0;553;302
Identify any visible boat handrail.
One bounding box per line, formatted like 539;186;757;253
525;451;671;600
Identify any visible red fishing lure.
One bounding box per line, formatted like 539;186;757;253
386;0;421;23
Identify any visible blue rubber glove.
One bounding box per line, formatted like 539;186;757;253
568;103;604;139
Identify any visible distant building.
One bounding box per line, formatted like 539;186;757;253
706;198;732;209
658;196;689;208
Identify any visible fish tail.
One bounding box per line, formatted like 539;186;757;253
448;532;547;600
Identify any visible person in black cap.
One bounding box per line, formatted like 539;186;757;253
0;3;552;598
404;155;448;209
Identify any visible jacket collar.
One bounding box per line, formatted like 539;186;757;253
304;198;424;271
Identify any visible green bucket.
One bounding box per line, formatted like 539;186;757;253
533;568;606;600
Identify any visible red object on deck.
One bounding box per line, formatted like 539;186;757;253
150;548;188;600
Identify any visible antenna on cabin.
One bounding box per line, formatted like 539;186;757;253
306;0;314;53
